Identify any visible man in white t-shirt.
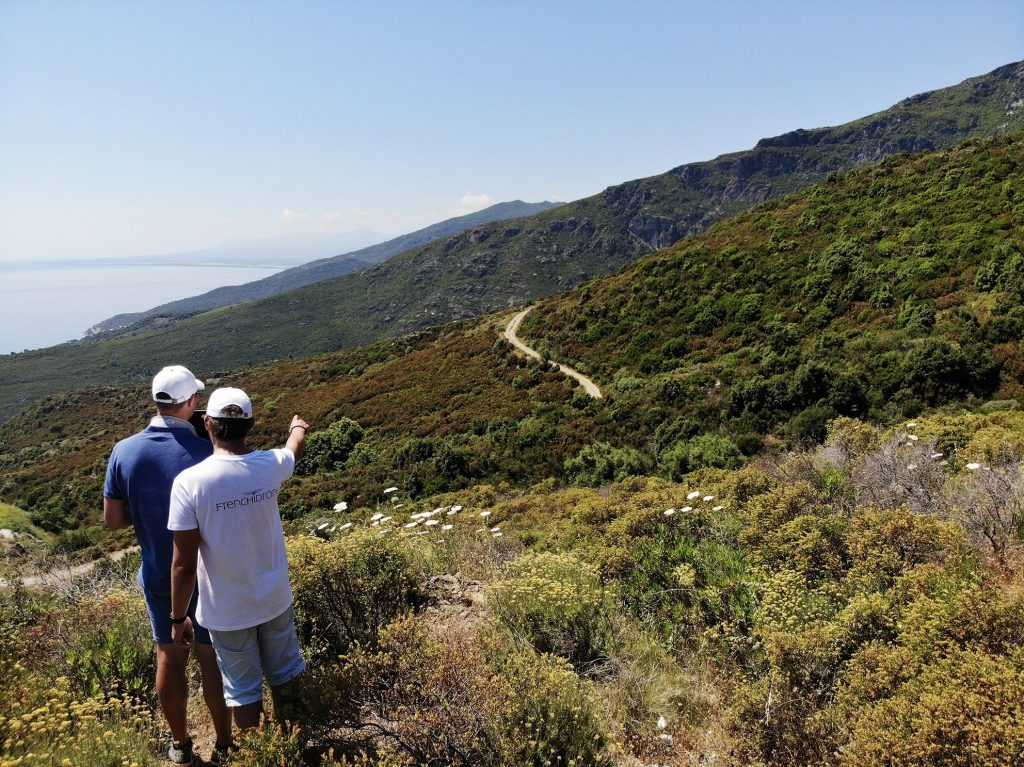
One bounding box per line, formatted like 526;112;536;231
168;386;310;731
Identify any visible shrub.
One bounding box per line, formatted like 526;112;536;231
339;617;510;766
833;648;1024;766
618;511;756;657
788;405;837;445
295;417;364;476
0;678;157;767
499;650;611;767
661;434;742;480
490;551;614;670
288;531;424;663
564;442;653;487
336;616;611;767
946;463;1024;567
22;590;154;699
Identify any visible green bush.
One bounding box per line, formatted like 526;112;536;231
661;434;742;479
500;650;611;767
295;417;364;476
833;647;1024;766
619;511;756;656
336;617;611;767
564;441;653;487
288;531;424;663
490;551;614;669
23;591;155;699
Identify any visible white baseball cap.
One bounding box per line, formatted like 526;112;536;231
152;365;205;404
206;387;253;419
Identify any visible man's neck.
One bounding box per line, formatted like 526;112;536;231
211;439;252;457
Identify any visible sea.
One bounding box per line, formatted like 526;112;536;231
0;261;285;355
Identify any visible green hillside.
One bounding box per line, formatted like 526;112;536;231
89;200;562;336
4;132;1024;543
4;127;1024;767
524;132;1024;447
2;61;1023;420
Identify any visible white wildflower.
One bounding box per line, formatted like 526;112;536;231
687;491;700;500
966;462;981;470
383;487;399;494
664;509;676;516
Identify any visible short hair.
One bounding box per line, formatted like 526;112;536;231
207;417;254;441
155;398;190;416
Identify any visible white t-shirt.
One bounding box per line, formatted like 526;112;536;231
168;448;295;631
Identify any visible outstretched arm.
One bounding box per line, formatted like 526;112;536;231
285;414;310;462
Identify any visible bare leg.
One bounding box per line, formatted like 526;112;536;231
270;674;304;727
155;643;191;744
195;643;233;746
233;701;264;731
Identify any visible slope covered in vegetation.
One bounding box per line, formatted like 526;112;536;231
3;412;1024;765
1;61;1022;420
525;132;1024;450
4;117;1024;767
4;132;1024;548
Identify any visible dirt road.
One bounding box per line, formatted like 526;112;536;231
503;307;603;399
4;545;140;590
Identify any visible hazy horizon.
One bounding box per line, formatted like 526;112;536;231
2;1;1021;265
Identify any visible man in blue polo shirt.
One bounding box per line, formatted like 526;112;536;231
104;365;232;765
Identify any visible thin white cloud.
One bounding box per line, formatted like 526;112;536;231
321;211;341;223
280;208;313;224
458;193;495;212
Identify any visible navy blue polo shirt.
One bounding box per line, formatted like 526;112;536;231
103;416;212;596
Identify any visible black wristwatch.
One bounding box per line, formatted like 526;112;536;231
170;614;187;624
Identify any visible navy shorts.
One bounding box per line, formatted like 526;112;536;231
143;587;212;646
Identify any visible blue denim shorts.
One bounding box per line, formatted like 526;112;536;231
208;605;305;707
143;587;212;646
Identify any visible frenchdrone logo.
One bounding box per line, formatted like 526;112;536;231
216;487;279;511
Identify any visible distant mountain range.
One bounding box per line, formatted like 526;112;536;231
0;60;1022;420
88;200;561;336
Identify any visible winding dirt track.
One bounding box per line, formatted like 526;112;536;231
503;307;603;399
3;545;140;590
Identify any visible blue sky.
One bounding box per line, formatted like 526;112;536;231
1;1;1022;262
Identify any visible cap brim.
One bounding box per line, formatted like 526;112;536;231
195;379;205;391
